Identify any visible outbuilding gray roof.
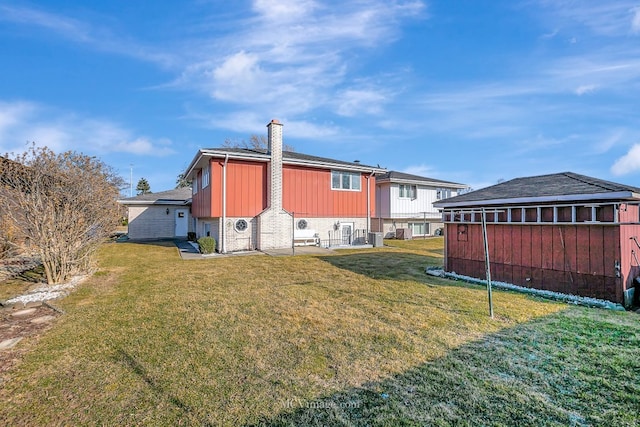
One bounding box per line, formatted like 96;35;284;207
118;187;192;204
434;172;640;208
376;170;467;188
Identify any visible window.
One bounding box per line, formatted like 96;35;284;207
331;171;361;191
192;175;199;195
436;188;452;200
399;184;417;199
202;166;210;188
409;222;426;236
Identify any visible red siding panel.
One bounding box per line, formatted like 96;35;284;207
225;161;267;217
444;221;628;303
283;166;372;217
541;226;554;270
564;226;577;273
576;227;590;274
589;226;605;276
552;227;565;272
531;226;542;269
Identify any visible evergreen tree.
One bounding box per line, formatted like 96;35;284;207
175;173;191;189
136;177;151;195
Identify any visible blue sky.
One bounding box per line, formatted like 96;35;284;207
1;0;640;194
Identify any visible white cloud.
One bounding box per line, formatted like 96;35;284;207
611;143;640;175
178;0;426;121
631;7;640;33
336;89;388;117
575;84;597;95
0;4;175;66
402;164;435;177
0;101;37;138
200;110;340;139
252;0;318;23
593;130;625;154
536;1;640;37
0;100;174;157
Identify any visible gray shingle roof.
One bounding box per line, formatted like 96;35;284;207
434;172;640;207
119;187;192;203
201;147;381;170
376;170;466;187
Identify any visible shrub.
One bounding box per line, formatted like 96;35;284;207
187;232;197;242
197;236;216;254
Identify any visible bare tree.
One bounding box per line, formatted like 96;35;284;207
222;134;295;152
0;146;125;284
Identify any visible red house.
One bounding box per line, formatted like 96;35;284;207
433;172;640;307
184;120;386;252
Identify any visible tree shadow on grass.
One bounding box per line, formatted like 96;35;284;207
247;309;639;427
318;252;447;286
113;348;214;426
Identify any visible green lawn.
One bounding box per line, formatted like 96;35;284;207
0;238;638;426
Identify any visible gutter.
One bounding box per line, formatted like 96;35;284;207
221;154;229;254
377;178;468;189
434;191;640;209
186;149;386;176
367;171;374;235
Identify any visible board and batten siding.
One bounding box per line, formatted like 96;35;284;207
283;165;374;218
387;184;452;217
445;222;627;303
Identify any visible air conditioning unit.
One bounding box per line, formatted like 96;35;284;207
395;228;412;240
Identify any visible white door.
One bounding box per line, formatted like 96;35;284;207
175;209;188;237
340;222;354;245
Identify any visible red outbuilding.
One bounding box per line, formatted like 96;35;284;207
433;172;640;307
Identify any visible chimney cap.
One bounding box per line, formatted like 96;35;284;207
269;119;280;124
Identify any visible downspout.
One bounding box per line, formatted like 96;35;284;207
367;171;374;237
221;154;229;254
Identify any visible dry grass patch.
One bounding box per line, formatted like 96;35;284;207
0;239;638;426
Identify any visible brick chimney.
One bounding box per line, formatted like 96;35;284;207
257;119;292;250
267;119;283;211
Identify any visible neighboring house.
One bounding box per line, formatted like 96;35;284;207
184;119;386;252
118;188;192;240
433;172;640;307
373;171;468;238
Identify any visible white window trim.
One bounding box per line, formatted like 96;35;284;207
331;170;361;192
202;166;210;189
399;184;417;199
193;174;199;194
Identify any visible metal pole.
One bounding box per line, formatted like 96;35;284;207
292;212;295;256
129;164;133;197
423;211;427;239
481;208;494;318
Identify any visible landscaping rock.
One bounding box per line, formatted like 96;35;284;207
30;315;55;324
0;337;23;350
10;308;37;317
